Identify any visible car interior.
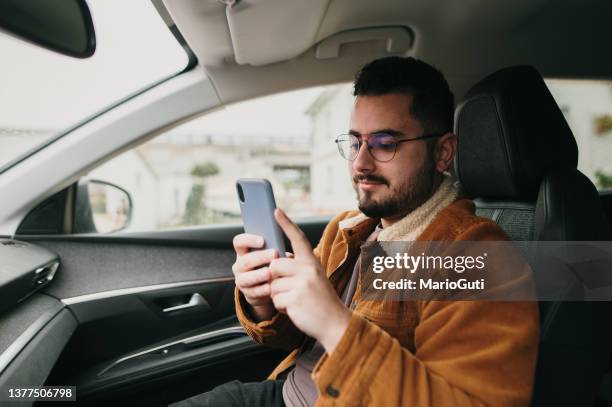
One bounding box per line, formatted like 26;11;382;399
1;0;612;406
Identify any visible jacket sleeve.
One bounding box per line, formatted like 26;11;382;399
311;221;540;406
235;211;356;351
312;300;538;406
234;287;305;351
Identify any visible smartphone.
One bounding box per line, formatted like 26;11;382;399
236;178;286;257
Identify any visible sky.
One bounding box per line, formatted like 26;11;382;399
0;0;187;130
178;86;327;138
0;0;333;168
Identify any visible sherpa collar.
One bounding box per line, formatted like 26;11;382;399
338;174;459;242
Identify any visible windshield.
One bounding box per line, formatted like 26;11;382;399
0;0;189;172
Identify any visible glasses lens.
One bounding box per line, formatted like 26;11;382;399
369;133;397;162
336;135;359;160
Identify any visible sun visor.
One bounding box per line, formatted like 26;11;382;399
226;0;329;66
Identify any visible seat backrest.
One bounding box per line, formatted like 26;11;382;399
533;168;612;406
455;65;612;406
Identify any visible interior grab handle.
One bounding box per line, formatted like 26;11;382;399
315;27;414;60
162;293;208;313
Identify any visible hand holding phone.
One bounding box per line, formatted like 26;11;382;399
236;178;286;257
232;179;286;321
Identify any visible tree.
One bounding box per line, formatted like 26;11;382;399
595;170;612;189
595;114;612;135
183;162;219;225
191;162;219;178
183;184;205;225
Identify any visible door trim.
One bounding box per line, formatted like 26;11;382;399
61;276;234;304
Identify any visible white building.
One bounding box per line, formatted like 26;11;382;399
306;84;358;214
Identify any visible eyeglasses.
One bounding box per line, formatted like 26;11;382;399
334;132;442;162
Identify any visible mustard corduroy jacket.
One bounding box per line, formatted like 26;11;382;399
235;199;539;406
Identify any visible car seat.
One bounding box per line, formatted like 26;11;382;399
454;65;612;406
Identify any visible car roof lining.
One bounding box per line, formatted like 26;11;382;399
161;0;612;104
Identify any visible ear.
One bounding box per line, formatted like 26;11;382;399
434;132;457;173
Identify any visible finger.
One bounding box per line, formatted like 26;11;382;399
233;249;278;274
285;252;294;258
274;209;312;256
271;291;291;312
270;276;295;296
241;283;271;300
269;258;298;279
235;267;270;289
233;233;265;256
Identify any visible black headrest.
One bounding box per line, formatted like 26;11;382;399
454;65;578;200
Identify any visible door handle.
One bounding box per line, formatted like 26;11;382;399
162;293;208;313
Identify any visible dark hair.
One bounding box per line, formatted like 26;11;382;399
353;56;454;136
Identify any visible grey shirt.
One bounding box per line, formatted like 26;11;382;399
282;226;381;407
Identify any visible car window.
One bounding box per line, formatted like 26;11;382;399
546;79;612;191
85;79;612;233
87;84;358;232
0;0;189;173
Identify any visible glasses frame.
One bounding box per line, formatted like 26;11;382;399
334;132;443;162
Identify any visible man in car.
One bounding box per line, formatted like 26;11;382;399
171;56;539;406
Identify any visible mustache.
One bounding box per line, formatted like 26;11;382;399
353;173;389;185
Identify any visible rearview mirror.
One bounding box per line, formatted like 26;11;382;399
0;0;96;58
74;180;132;234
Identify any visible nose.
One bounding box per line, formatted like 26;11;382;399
351;140;376;174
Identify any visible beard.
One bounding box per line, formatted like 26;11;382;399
354;156;437;219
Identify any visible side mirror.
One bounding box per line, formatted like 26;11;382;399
74;179;132;234
0;0;96;58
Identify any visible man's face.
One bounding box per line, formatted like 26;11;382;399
349;93;436;220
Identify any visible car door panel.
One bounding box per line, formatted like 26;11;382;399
51;280;237;372
7;218;330;405
0;294;77;407
71;331;266;401
32;240;236;300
